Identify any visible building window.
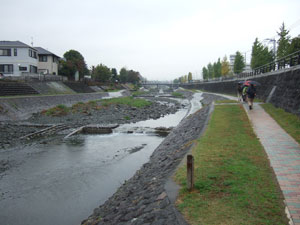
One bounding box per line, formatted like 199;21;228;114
53;56;58;63
19;66;27;71
14;48;17;56
29;49;37;59
39;55;48;62
0;64;14;73
30;65;37;73
0;49;11;56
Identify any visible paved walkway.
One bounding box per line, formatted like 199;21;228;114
243;103;300;225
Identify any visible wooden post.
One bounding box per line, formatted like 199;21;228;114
187;154;194;191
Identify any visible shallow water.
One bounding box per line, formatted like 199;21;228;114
0;134;163;225
0;93;203;225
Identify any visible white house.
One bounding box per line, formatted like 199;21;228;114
0;41;38;76
34;47;60;75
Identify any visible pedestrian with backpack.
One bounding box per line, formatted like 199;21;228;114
246;84;256;110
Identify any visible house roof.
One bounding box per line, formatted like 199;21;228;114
34;47;60;58
0;40;32;48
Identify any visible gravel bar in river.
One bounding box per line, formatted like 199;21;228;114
82;93;228;225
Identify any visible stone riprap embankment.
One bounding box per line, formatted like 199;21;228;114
82;93;228;225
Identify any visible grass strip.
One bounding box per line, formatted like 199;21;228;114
215;100;238;104
174;104;287;225
261;103;300;144
42;97;152;116
172;92;184;98
100;96;152;108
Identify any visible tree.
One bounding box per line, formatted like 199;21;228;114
59;50;88;80
277;22;291;59
251;38;274;69
127;70;140;84
188;72;193;82
233;51;245;74
221;56;230;76
92;64;111;82
119;67;128;83
202;67;208;80
179;76;184;83
213;58;222;78
207;63;214;79
183;75;188;83
288;36;300;55
111;68;118;82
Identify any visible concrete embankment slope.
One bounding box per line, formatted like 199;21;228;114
0;92;111;121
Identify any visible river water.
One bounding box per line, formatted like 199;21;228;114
0;92;203;225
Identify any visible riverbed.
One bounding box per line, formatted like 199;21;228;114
0;92;203;225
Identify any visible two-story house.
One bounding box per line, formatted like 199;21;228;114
34;47;60;75
0;41;38;76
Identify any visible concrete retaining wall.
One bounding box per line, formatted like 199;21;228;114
181;66;300;116
0;92;109;121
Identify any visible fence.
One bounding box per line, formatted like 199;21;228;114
238;49;300;79
185;50;300;84
1;73;67;82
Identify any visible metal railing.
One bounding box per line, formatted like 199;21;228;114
1;73;67;82
238;49;300;78
181;50;300;84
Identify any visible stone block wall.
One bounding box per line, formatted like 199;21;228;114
181;66;300;116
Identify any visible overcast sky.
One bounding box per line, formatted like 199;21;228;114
2;0;300;80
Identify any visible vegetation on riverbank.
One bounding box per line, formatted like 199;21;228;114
215;99;238;104
172;92;184;98
101;96;152;108
261;103;300;144
42;97;152;116
174;104;287;225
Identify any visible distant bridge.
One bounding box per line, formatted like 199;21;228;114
141;82;179;88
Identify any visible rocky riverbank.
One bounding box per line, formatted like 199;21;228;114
82;93;228;225
0;96;182;150
0;91;228;225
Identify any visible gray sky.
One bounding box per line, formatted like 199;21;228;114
1;0;300;81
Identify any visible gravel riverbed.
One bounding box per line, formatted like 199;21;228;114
81;93;228;225
0;92;228;224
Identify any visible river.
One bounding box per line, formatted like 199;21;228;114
0;92;203;225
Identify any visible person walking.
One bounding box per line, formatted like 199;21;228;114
242;85;248;102
237;83;243;102
246;84;256;110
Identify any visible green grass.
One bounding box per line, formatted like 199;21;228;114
44;104;69;116
174;105;287;225
172;92;184;98
261;103;300;144
100;96;152;108
132;91;148;97
215;100;238;104
42;97;151;117
124;115;131;120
